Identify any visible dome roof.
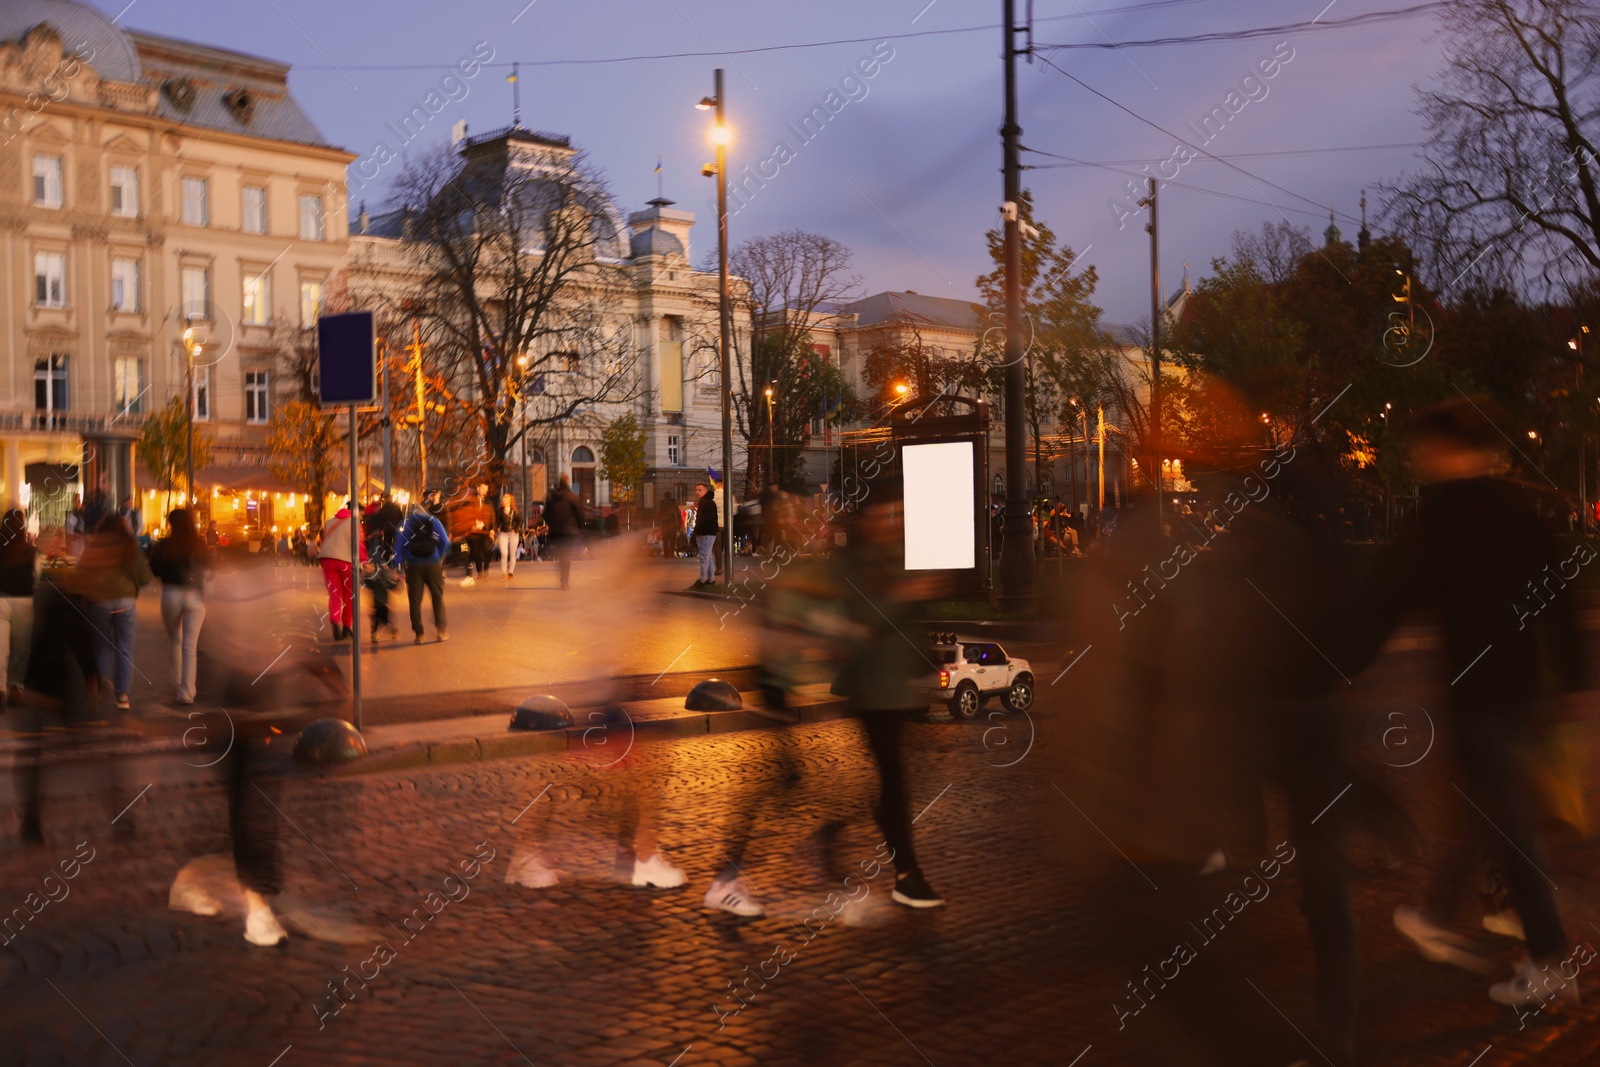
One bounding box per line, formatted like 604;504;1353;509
630;226;684;260
0;0;141;83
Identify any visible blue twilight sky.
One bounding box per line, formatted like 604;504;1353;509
96;0;1449;323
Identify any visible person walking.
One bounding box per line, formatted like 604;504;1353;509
543;473;586;591
495;492;522;582
691;481;718;589
316;500;366;642
396;494;449;643
1367;399;1592;1012
464;484;495;583
148;508;209;705
366;492;404;642
80;513;152;713
0;509;36;707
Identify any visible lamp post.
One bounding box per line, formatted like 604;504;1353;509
699;70;734;586
181;320;202;508
764;384;775;487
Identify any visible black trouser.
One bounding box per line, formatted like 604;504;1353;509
551;535;576;588
406;562;446;634
1431;709;1567;960
467;533;492;576
857;709;920;875
227;736;282;895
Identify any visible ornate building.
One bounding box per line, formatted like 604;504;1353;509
0;0;352;531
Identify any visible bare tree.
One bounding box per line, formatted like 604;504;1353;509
386;137;642;491
1380;0;1600;294
715;229;861;492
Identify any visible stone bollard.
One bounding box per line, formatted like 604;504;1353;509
293;718;368;765
685;678;742;711
510;695;574;731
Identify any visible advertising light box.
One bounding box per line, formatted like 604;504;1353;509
903;440;975;570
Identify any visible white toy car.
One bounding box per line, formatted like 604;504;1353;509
927;632;1035;719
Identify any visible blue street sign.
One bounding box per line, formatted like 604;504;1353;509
317;311;376;405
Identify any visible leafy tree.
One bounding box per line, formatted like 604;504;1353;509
598;413;647;507
266;400;342;531
138;395;211;511
974;192;1107;494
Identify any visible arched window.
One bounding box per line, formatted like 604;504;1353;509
572;446;595;464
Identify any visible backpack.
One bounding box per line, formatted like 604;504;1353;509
405;514;440;559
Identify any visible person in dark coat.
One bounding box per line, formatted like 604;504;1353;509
1366;398;1590;1012
543;473;586;591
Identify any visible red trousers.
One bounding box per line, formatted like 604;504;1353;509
320;559;354;627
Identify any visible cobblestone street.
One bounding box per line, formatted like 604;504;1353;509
6;647;1600;1067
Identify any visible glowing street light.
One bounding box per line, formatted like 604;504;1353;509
700;69;734;585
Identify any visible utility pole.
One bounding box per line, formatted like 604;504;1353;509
410;319;427;493
380;337;392;493
711;68;735;588
998;0;1034;611
1142;176;1163;536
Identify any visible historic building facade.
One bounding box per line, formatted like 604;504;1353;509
0;0;352;532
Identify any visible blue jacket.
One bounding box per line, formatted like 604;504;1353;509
394;511;449;566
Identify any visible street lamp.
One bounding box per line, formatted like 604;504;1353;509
181;321;203;507
700;69;734;585
764;384;775;487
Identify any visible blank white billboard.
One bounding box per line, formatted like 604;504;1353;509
903;441;975;570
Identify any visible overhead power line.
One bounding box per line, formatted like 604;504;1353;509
1035;1;1447;51
295;0;1440;72
1023;142;1425;167
1033;52;1365;227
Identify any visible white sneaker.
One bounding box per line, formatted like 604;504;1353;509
244;906;287;946
630;854;686;888
1393;905;1493;973
504;849;559;889
460;575;476;588
1490;957;1581;1008
704;876;764;916
1483;910;1527;940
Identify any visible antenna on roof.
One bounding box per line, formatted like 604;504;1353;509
507;62;521;128
655;154;663;201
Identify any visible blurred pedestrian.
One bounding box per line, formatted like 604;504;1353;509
396;493;449;643
149;508;210;705
691;481;717;588
543;472;585;591
833;478;944;909
365;492;403;642
80;512;153;713
495;492;522;581
0;509;36;706
1370;398;1591;1011
315;499;365;642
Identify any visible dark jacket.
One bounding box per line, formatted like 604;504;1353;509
693;495;719;536
543;486;585;538
149;537;209;589
0;541;36;598
495;505;522;534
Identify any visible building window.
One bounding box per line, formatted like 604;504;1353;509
243;185;268;234
181;266;210;320
299;194;325;241
34;355;68;412
193;364;211;421
114;357;143;416
667;434;680;466
111;257;141;312
181;176;209;226
299;280;324;327
242;271;270;325
34;251;66;308
109;165;138;217
33;155;63;208
245;370;269;424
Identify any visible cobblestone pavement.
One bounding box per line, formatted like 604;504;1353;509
4;650;1600;1066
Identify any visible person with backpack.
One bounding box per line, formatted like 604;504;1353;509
395;492;450;643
